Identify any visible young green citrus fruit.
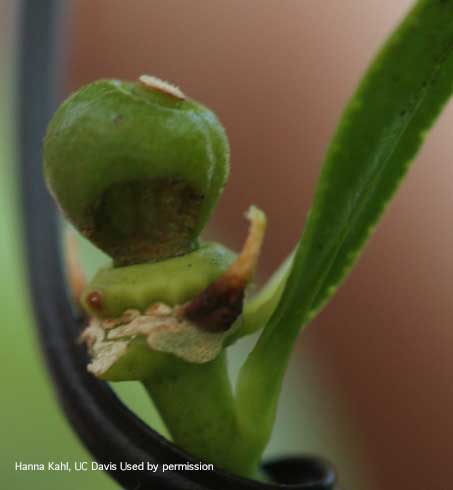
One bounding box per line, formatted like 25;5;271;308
44;76;229;265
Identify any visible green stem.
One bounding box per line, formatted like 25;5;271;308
142;352;263;477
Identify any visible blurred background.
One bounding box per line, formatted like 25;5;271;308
2;1;453;489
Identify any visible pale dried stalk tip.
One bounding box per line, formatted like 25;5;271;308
226;205;267;284
139;75;186;100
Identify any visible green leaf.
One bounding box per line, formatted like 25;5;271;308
237;0;453;443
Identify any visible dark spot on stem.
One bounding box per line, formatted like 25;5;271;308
87;290;104;311
90;177;204;265
184;278;245;333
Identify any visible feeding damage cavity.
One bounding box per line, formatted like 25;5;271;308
80;206;266;376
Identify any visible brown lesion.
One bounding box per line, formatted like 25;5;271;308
86;290;104;312
184;206;266;332
86;177;204;266
183;281;245;333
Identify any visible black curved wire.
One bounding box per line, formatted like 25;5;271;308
15;1;339;489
